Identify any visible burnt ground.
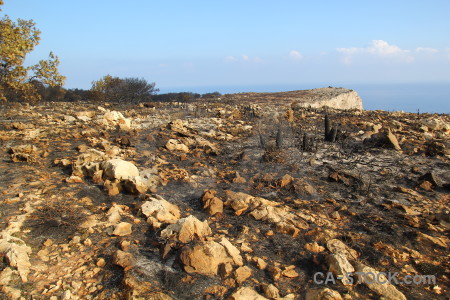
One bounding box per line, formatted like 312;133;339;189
0;97;449;300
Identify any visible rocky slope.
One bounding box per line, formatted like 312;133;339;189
0;96;448;300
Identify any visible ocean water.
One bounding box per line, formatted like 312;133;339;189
160;82;450;114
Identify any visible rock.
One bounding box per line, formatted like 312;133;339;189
304;242;326;253
355;263;406;300
204;285;228;298
219;237;244;266
2;286;22;300
0;233;32;282
179;238;243;276
292;178;316;195
141;195;181;228
327;253;354;285
218;262;234;278
122;176;150;194
261;283;280;299
202;190;224;215
102;159;139;181
166;139;189;153
234;266;252;284
418;171;442;187
290;87;363;110
103;179;122;196
65;175;83;183
282;266;299;278
112;222;132;236
416;232;448;248
305;288;343;300
365;129;401;151
0;267;15;285
279;174;294;187
160;215;212;243
229;287;269;300
254;257;267;270
326;239;359;259
113;250;136;270
9;144;39;163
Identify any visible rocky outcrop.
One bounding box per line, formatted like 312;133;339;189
291;87;363;110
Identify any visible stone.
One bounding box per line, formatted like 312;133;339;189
279;174;294;187
234;266;252;284
305;288;343;300
141;195;181;228
122;176;149;194
229;287;268;300
0;233;32;282
9;144;39;163
326;239;359;259
65;175;83;183
166;139;189;153
327;253;354;285
202;193;223;215
355;263;406;300
103;179;122;196
204;285;228;298
304;242;326;253
160;215;212;243
261;283;280;299
254;257;267;270
219;237;244;266
0;267;14;285
218;262;234;278
112;222;132;236
113;250;136;270
179;239;242;276
102;159;139;181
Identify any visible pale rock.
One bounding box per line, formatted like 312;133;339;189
355;263;406;300
141;195;181;228
0;233;32;282
202;190;224;215
65;175;83;183
166;139;189;153
261;283;280;299
1;286;22;300
219;237;244;266
102;159;139;181
179;238;243;276
326;239;359;259
291;88;363;110
122;176;149;194
254;257;267;270
234;266;252;284
229;287;268;300
0;267;15;285
304;242;326;253
103;179;122;196
112;222;132;236
327;253;354;285
113;250;136;270
218;262;233;278
160;215;212;243
305;288;343;300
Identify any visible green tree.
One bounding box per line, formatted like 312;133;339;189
90;75;158;103
0;1;65;103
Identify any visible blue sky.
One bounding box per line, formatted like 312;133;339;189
2;0;450;92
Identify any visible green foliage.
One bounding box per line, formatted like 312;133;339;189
89;75;158;103
0;1;65;103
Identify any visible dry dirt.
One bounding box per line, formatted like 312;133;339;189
0;93;449;300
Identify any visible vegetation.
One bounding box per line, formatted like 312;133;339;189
89;75;158;103
0;1;65;103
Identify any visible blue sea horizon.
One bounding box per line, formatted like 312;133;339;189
158;82;450;114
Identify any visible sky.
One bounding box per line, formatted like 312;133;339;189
2;0;450;93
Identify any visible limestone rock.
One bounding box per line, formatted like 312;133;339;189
234;266;252;284
166;139;189;153
102;159;139;181
141;195;181;228
304;242;326;253
327;253;354;285
261;283;280;299
202;190;224;215
113;222;132;236
9;144;39;163
305;288;343;300
355;263;406;300
326;239;359;259
219;237;244;266
0;233;32;282
179;238;243;276
122;176;151;194
160;215;212;243
113;250;136;270
103;179;122;196
229;287;268;300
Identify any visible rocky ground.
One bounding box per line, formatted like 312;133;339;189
0;94;449;300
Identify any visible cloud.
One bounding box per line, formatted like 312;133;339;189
337;40;414;63
225;54;262;63
416;47;438;53
225;56;237;62
289;50;303;60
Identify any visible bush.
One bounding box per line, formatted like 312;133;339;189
89;75;158;103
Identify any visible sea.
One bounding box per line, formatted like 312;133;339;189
159;82;450;114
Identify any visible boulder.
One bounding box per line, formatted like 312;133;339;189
166;139;189;153
179;238;243;276
141;195;180;228
112;222;132;236
0;233;32;282
229;287;268;300
113;250;136;271
160;215;212;243
305;288;343;300
102;159;139;181
234;266;252;284
202;190;224;215
327;253;354;285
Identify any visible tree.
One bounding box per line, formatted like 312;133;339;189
0;1;65;103
89;75;158;103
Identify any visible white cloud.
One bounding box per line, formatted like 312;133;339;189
337;40;414;63
225;56;237;62
416;47;438;53
225;54;262;63
242;55;249;61
289;50;303;60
